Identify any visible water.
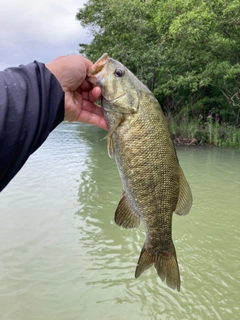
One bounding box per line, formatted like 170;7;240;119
0;122;239;320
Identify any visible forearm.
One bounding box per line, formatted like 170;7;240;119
0;61;64;191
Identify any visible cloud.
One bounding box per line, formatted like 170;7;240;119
0;0;93;70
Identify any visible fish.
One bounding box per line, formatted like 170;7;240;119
87;53;192;291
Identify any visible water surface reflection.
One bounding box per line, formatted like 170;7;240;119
0;123;239;319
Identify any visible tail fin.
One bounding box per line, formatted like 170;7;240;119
135;242;180;291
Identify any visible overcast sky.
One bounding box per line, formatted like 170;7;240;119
0;0;92;70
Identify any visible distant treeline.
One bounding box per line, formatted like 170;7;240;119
76;0;240;146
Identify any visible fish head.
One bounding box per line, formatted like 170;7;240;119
87;53;144;114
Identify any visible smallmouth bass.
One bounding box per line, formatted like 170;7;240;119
87;54;192;291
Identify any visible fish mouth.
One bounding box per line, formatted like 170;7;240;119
87;53;110;85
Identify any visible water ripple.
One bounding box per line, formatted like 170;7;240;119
0;125;240;319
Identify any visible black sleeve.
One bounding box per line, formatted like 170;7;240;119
0;61;64;191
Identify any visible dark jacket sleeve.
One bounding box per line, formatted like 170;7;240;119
0;61;64;191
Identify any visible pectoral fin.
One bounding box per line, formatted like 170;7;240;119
103;114;124;140
115;192;140;228
107;135;114;158
174;166;192;216
102;114;125;158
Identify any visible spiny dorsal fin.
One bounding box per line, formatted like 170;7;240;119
175;166;192;216
115;192;140;228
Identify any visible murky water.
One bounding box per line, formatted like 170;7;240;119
0;122;240;320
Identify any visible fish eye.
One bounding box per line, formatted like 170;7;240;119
114;69;125;77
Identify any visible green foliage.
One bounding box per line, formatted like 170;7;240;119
76;0;161;91
170;116;240;147
153;0;240;125
76;0;240;142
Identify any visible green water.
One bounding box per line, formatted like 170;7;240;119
0;122;239;320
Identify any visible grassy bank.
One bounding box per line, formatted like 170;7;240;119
169;117;240;147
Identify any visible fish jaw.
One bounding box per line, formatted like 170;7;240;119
87;53;110;85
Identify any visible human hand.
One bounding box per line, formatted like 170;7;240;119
46;55;108;130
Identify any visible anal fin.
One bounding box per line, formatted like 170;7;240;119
115;192;140;229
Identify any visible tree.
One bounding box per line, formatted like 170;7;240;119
76;0;162;91
153;0;240;124
76;0;240;124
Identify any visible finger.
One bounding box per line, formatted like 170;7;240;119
82;56;94;70
79;81;101;100
81;86;102;103
81;99;105;118
79;79;93;91
88;86;102;102
77;108;108;130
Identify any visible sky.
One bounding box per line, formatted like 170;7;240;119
0;0;92;70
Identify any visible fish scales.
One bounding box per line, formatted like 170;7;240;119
113;94;179;240
87;53;192;291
